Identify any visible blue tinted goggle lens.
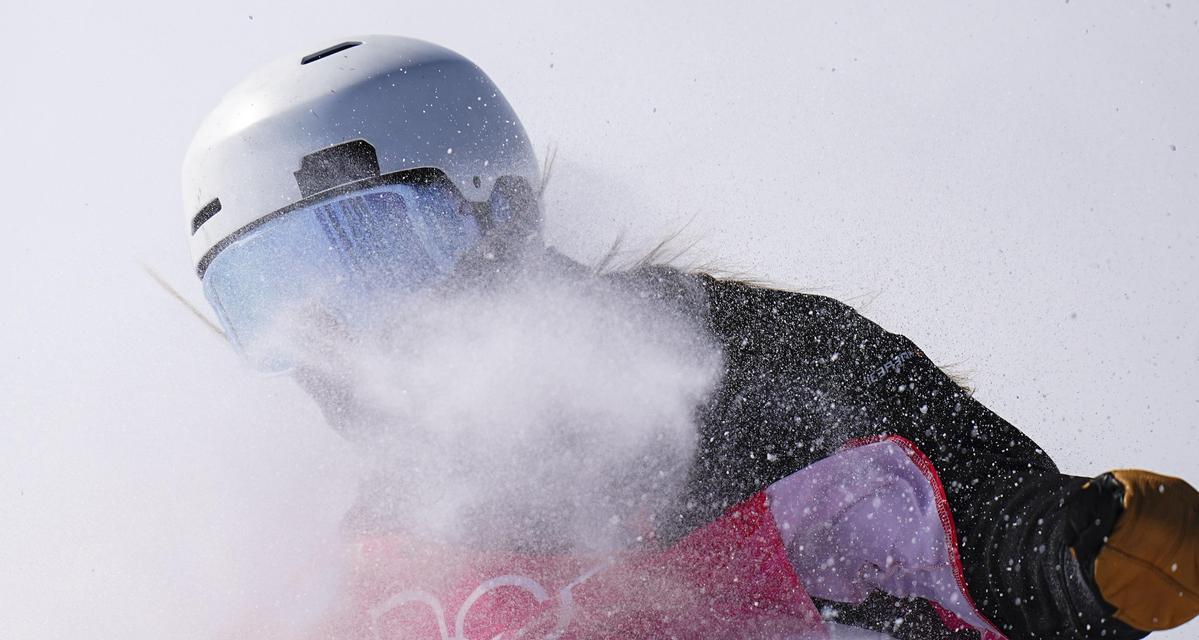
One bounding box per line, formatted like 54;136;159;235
201;180;480;372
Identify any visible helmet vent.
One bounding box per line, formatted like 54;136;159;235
191;198;222;234
301;41;362;65
294;139;381;197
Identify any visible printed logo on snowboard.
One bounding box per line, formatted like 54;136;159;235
369;560;611;640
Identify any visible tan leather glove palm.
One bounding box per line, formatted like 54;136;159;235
1094;470;1199;631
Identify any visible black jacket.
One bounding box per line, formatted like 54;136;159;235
629;268;1144;640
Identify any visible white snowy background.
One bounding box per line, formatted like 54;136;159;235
1;1;1196;638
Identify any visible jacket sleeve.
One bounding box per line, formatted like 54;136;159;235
697;275;1059;497
695;277;1144;639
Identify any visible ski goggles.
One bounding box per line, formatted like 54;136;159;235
201;172;490;372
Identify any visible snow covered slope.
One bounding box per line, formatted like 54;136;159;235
1;2;1195;638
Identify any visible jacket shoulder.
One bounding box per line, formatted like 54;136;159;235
695;276;867;339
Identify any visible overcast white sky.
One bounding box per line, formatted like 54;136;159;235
1;1;1196;638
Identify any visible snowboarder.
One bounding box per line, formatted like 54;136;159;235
182;36;1197;639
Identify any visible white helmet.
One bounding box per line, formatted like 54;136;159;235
182;35;541;370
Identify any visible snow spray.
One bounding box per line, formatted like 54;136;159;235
281;253;724;553
238;251;727;636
